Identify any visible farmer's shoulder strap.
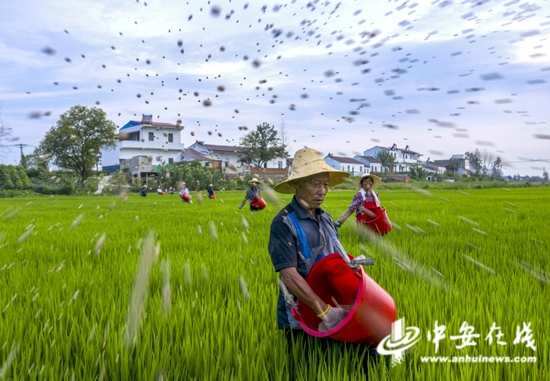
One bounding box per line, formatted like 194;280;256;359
287;212;312;260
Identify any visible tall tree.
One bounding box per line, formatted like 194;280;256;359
37;105;117;184
375;150;397;172
279;120;291;153
491;156;503;179
0;106;16;159
465;149;483;175
238;122;288;168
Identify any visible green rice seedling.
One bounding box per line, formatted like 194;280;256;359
0;188;547;380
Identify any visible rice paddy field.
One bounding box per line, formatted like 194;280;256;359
0;186;548;380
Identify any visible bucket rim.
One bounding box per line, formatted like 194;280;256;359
358;207;388;224
297;253;365;337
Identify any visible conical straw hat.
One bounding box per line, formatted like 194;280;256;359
354;174;382;189
273;148;350;194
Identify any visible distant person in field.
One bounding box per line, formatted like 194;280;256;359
207;184;216;199
157;186;164;195
179;182;192;203
168;187;174;195
140;185;147;197
335;174;382;227
268;147;379;378
238;178;262;211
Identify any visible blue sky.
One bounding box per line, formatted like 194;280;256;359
0;0;549;176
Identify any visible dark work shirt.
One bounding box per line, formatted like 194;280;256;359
245;187;260;201
268;196;340;329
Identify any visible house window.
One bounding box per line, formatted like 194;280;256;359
148;132;154;141
168;158;173;164
168;133;173;143
347;165;350;171
278;161;283;169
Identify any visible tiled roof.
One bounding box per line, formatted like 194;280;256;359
120;120;180;130
326;156;363;165
202;144;246;153
371;145;420;154
355;155;381;164
181;149;211;161
131;120;179;128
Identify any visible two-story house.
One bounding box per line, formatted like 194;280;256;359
362;144;422;172
433;154;471;176
187;141;246;171
188;140;287;173
324;154;365;176
101;114;185;177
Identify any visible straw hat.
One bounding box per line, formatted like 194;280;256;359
249;178;261;184
273;148;350;194
354;173;382;189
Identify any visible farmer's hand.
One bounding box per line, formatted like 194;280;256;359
317;305;348;332
334;220;342;228
238;203;244;209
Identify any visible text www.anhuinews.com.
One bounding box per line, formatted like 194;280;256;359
420;355;537;363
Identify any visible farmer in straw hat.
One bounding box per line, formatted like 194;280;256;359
139;185;147;197
238;177;262;211
207;184;215;199
179;182;192;203
335;174;382;227
268;148;379;376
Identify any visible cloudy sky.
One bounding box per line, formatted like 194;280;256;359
0;0;549;176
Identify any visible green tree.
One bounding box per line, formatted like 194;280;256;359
375;151;397;172
465;149;483;175
445;158;461;175
239;122;287;168
36;106;117;184
491;157;503;179
542;170;548;182
408;164;427;180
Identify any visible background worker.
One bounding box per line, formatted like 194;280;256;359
179;182;192;203
336;174;382;227
207;184;216;199
139;185;147;197
268;148;379;377
238;178;262;211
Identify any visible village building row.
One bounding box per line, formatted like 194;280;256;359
101;115;472;181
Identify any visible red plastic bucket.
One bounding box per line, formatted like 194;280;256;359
209;194;216;199
180;193;190;202
250;196;267;210
292;253;396;346
356;207;392;235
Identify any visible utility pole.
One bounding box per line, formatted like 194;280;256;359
0;143;33;165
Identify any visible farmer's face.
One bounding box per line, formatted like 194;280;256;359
362;177;374;191
251;182;258;189
295;173;329;212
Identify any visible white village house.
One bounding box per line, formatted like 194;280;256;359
324;154;365;176
101;115;185;177
433;154;471;176
353;155;383;174
188;140;287;174
101;115;287;178
363;144;422;172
